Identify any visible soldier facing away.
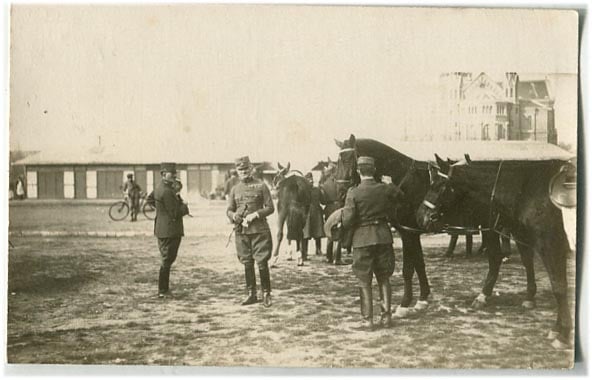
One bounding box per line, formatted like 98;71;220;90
153;162;190;298
226;156;275;307
341;156;403;330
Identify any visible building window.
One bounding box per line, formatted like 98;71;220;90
146;170;154;193
482;125;489;140
26;171;37;199
64;171;75;199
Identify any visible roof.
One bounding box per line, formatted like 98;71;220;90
379;140;573;162
518;81;550;99
14;145;269;166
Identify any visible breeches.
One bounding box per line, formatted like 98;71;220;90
158;237;182;268
236;231;273;265
352;244;395;286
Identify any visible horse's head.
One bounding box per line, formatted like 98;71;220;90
334;134;359;197
416;154;465;232
273;162;291;189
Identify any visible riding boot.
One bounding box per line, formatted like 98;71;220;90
359;286;374;330
301;239;309;262
241;264;258;305
334;242;346;265
315;238;323;256
446;235;458;257
259;263;272;308
326;240;334;263
158;266;170;295
378;279;392;328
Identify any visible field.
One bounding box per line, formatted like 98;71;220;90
7;201;575;368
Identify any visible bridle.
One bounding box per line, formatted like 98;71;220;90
273;169;304;190
335;147;358;190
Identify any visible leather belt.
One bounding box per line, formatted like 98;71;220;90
358;219;388;227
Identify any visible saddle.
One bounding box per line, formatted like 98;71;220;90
549;159;577;209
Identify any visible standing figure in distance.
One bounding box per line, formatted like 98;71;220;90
123;173;142;222
302;172;325;260
320;163;346;265
341;156;403;330
15;175;26;200
227;156;275;307
224;169;240;200
153;162;189;298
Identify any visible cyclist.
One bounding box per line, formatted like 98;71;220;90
123;173;142;222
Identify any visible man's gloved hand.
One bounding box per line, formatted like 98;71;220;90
245;212;259;223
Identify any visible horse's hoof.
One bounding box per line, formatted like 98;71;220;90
551;338;569;350
470;293;488;309
414;300;429;311
393;306;412;318
521;300;536;309
547;330;560;340
297;258;304;266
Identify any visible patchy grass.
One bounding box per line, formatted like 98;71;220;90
7;235;574;368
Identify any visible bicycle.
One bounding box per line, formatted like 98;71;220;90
108;192;156;221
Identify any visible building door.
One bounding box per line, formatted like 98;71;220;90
200;167;212;197
37;171;64;199
75;169;86;199
187;168;200;197
97;170;124;199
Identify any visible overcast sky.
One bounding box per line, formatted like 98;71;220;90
9;5;578;168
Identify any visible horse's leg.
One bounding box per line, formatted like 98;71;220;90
272;210;287;265
472;231;503;309
516;243;536;309
395;232;430;316
445;235;458;257
465;234;473;258
501;233;512;258
534;230;571;346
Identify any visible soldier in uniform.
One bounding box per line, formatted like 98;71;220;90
342;156;403;330
302;172;325;259
123;173;142;221
153;162;189;298
320;164;346;265
227;156;275;307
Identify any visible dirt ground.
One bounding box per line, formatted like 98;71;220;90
7;203;575;368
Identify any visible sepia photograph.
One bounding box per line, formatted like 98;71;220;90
4;2;584;373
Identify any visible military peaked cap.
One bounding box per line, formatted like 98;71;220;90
357;156;375;167
235;156;252;169
160;162;177;173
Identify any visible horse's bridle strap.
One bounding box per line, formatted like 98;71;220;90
423;200;436;210
339;148;356;153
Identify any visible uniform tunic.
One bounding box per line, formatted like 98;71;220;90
153;178;189;293
342;178;402;285
227;177;275;265
303;186;325;239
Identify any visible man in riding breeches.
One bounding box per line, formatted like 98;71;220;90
227;156;275;307
342;156;403;330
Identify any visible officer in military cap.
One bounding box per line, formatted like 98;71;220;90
226;156;275;307
153;162;189;298
341;156;403;330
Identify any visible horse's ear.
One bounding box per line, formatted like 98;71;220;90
277;162;284;170
286;162;291;171
348;134;356;147
464;154;472;164
334;139;344;149
435;154;446;170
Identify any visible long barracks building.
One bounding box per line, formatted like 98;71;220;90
14;147;276;200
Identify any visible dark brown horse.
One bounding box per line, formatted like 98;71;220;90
334;135;432;316
271;162;311;266
416;156;572;347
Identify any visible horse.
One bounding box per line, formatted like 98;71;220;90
271;162;312;266
416;156;572;347
334;135;432;315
